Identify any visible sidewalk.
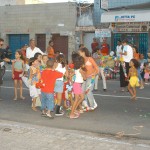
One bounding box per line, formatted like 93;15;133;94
0;120;150;150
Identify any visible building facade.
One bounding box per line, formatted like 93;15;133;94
0;2;77;60
98;0;150;57
108;0;150;8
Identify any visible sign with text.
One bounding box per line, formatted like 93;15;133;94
95;29;111;37
115;15;136;22
111;22;149;33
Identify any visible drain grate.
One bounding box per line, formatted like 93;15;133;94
3;128;12;132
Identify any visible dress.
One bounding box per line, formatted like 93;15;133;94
129;76;140;87
144;72;149;79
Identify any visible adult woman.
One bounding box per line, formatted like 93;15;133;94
78;47;99;110
47;40;55;60
119;40;133;91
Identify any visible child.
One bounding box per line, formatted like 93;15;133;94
41;55;48;71
144;63;150;85
28;57;41;111
128;59;140;100
70;54;86;119
40;60;63;118
12;50;25;100
54;54;68;116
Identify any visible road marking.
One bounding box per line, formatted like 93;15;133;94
94;93;150;100
1;86;150;100
0;86;28;90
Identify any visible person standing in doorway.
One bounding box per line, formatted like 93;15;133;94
116;40;123;58
101;38;110;56
47;40;55;60
91;38;99;54
26;39;43;60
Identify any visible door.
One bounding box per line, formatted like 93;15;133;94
36;34;46;52
139;33;148;58
9;34;29;58
52;34;68;57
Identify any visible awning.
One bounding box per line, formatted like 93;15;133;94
101;9;150;23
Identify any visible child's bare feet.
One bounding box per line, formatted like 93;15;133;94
13;97;17;101
32;107;37;111
70;114;79;119
130;95;137;101
20;96;25;100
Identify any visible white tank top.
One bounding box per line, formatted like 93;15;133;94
74;69;83;83
55;63;66;81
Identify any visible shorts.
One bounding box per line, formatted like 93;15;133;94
73;82;83;95
13;71;23;80
54;80;64;93
41;92;54;111
29;85;41;98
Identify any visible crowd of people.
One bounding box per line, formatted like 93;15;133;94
0;37;150;119
92;38;150;100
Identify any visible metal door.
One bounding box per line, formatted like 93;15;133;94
9;34;29;58
36;34;46;52
139;33;148;58
52;34;68;57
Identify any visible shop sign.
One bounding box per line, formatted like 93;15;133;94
111;22;149;33
115;15;135;22
75;26;95;31
95;29;111;37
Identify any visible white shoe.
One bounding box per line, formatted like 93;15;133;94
93;101;98;109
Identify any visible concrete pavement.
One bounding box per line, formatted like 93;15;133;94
0;120;150;150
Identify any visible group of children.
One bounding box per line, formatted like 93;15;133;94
12;49;89;119
11;45;150;119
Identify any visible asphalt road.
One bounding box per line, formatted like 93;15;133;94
0;69;150;141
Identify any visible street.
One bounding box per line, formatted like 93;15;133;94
0;68;150;149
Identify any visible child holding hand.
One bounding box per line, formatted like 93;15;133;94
128;59;140;100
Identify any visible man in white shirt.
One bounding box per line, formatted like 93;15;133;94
26;39;44;59
119;39;133;91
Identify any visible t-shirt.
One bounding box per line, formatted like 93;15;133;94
47;47;55;58
116;45;122;58
101;43;109;55
92;52;100;65
41;69;63;93
123;45;133;63
91;42;99;53
55;63;66;81
74;69;83;83
26;47;44;59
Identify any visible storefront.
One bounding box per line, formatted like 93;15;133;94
101;9;150;58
